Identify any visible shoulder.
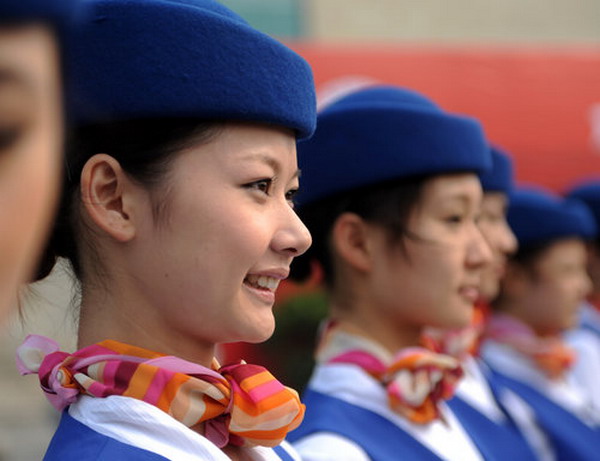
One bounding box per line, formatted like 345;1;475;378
293;432;370;461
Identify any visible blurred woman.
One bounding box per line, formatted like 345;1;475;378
482;187;600;460
288;85;492;460
0;1;74;320
432;148;554;460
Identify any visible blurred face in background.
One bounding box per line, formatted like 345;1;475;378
0;24;63;320
477;192;518;301
514;238;591;335
367;173;492;348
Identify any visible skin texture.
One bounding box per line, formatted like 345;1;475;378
0;25;62;320
76;122;312;366
500;238;592;336
330;173;492;352
478;192;518;301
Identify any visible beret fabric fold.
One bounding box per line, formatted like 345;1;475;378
565;179;600;229
67;0;316;139
296;85;491;206
507;187;597;248
479;146;513;194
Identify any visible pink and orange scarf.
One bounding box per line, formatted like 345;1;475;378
484;314;575;380
16;335;304;448
316;321;464;424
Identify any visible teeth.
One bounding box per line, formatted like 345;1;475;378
245;275;280;291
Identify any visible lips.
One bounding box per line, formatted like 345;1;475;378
459;285;480;303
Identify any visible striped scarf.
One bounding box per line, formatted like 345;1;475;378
485;314;575;380
16;335;304;448
316;321;464;424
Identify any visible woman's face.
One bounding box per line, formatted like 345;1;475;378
518;238;591;335
478;192;518;301
0;25;62;319
128;123;311;358
369;173;492;336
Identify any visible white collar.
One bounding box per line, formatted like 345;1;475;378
308;363;483;461
69;395;295;461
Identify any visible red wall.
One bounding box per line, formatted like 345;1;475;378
290;43;600;192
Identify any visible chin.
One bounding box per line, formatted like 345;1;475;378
239;319;276;344
444;302;475;329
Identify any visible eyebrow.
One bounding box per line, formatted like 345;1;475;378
239;152;301;179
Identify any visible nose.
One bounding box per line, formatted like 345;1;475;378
467;224;493;268
272;205;312;257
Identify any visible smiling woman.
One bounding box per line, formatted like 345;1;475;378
15;0;316;460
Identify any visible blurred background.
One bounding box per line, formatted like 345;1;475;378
2;1;600;459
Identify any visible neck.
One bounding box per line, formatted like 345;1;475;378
77;282;215;367
330;302;422;354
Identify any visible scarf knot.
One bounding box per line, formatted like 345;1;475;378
16;335;304;448
317;322;463;424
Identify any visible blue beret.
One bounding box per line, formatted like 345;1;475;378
508;187;597;248
296;85;491;206
565;179;600;230
66;0;316;139
0;0;78;28
479;146;513;194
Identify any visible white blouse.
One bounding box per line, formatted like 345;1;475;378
294;363;484;461
481;339;600;427
456;356;555;461
69;395;301;461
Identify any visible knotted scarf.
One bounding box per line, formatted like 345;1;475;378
484;314;575;380
16;335;304;448
316;321;463;424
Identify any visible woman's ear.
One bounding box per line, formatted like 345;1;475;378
331;212;375;273
80;154;136;242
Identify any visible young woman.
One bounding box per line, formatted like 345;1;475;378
564;180;600;416
16;0;316;459
287;85;493;460
482;187;600;460
439;148;554;460
0;1;74;321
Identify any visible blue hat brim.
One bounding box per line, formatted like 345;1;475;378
508;187;597;247
67;0;316;139
297;86;490;206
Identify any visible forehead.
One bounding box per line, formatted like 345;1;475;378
0;25;58;95
482;192;509;210
535;238;588;269
419;173;482;207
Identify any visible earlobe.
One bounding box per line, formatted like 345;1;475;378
332;213;374;273
80;154;136;242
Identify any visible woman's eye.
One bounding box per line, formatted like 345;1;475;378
245;179;272;195
0;125;22;151
286;188;299;206
444;215;463;225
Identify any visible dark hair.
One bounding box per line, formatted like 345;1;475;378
289;175;430;287
35;118;222;282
